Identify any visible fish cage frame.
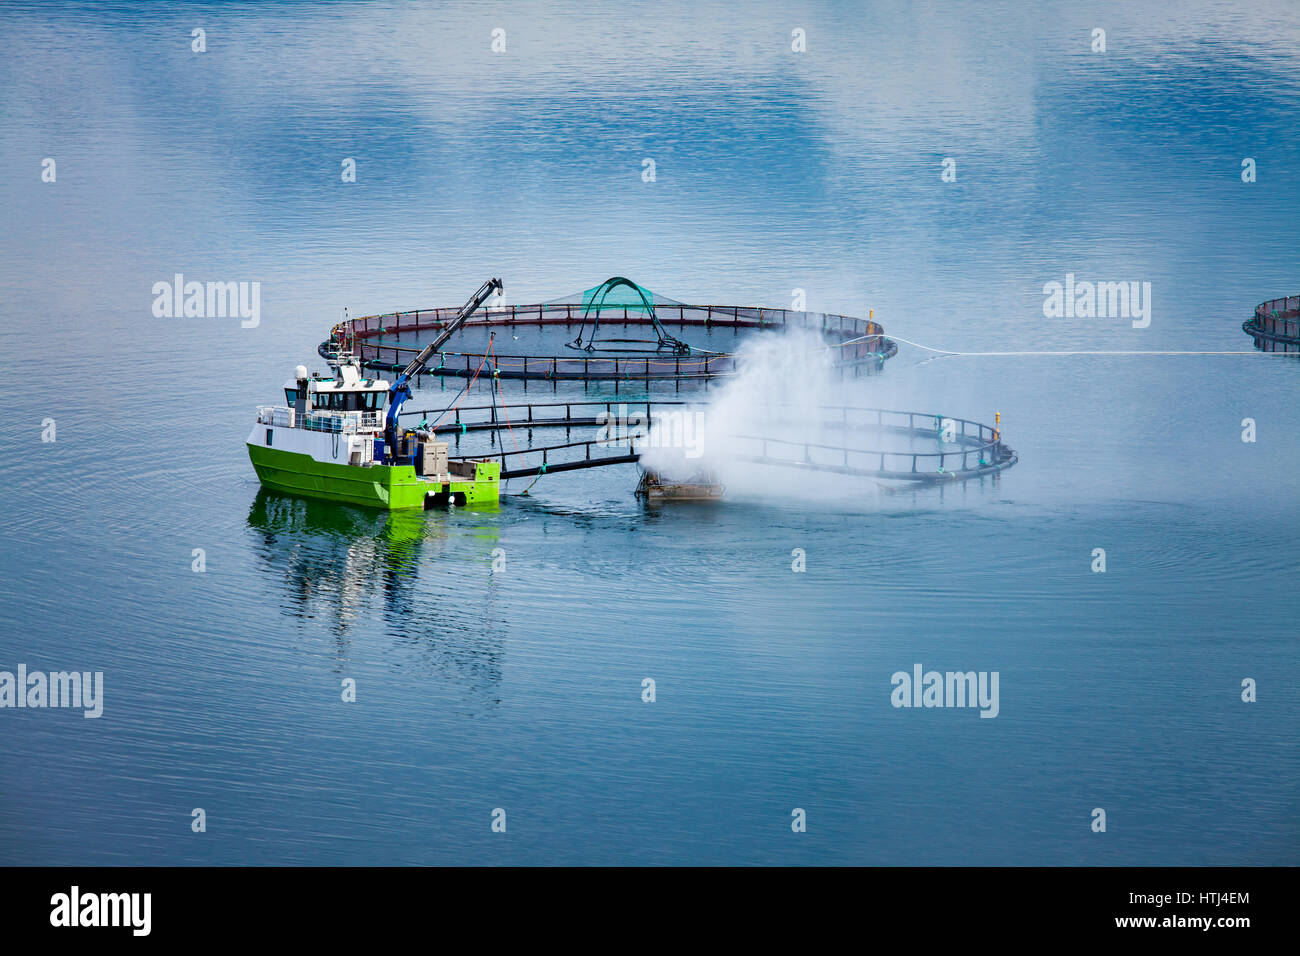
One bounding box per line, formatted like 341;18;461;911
321;300;897;383
401;399;1017;484
1243;294;1300;352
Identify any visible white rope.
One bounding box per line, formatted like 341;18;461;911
841;333;1291;358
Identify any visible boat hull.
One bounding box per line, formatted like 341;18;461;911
247;443;499;510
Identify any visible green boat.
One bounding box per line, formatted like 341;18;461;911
246;356;500;510
248;278;506;510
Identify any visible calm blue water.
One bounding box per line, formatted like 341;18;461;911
1;1;1297;865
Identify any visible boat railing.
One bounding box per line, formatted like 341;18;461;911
302;410;383;433
257;406;382;432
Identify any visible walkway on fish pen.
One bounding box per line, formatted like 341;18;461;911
400;400;1017;484
321;280;897;384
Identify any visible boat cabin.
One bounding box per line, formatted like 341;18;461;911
283;361;390;420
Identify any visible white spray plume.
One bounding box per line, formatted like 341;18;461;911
638;326;892;503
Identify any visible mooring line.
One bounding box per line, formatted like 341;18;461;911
842;333;1290;358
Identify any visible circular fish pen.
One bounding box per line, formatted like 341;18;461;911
397;398;1018;488
1243;293;1300;352
321;276;897;385
299;276;1018;505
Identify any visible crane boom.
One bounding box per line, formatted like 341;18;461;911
402;277;503;379
384;277;503;460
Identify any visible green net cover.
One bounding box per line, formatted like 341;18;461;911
538;277;692;353
541;277;684;315
580;277;657;317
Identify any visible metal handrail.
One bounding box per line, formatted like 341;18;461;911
408;400;996;442
1245;293;1300;350
333;300;896;382
256;406;382;433
347;302;884;338
441;401;1011;481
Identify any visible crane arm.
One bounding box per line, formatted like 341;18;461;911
383;277;503;460
401;277;503;380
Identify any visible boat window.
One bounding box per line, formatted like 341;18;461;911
285;388;298;405
338;390;382;411
306;390;384;411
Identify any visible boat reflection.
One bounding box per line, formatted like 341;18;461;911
246;489;508;712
